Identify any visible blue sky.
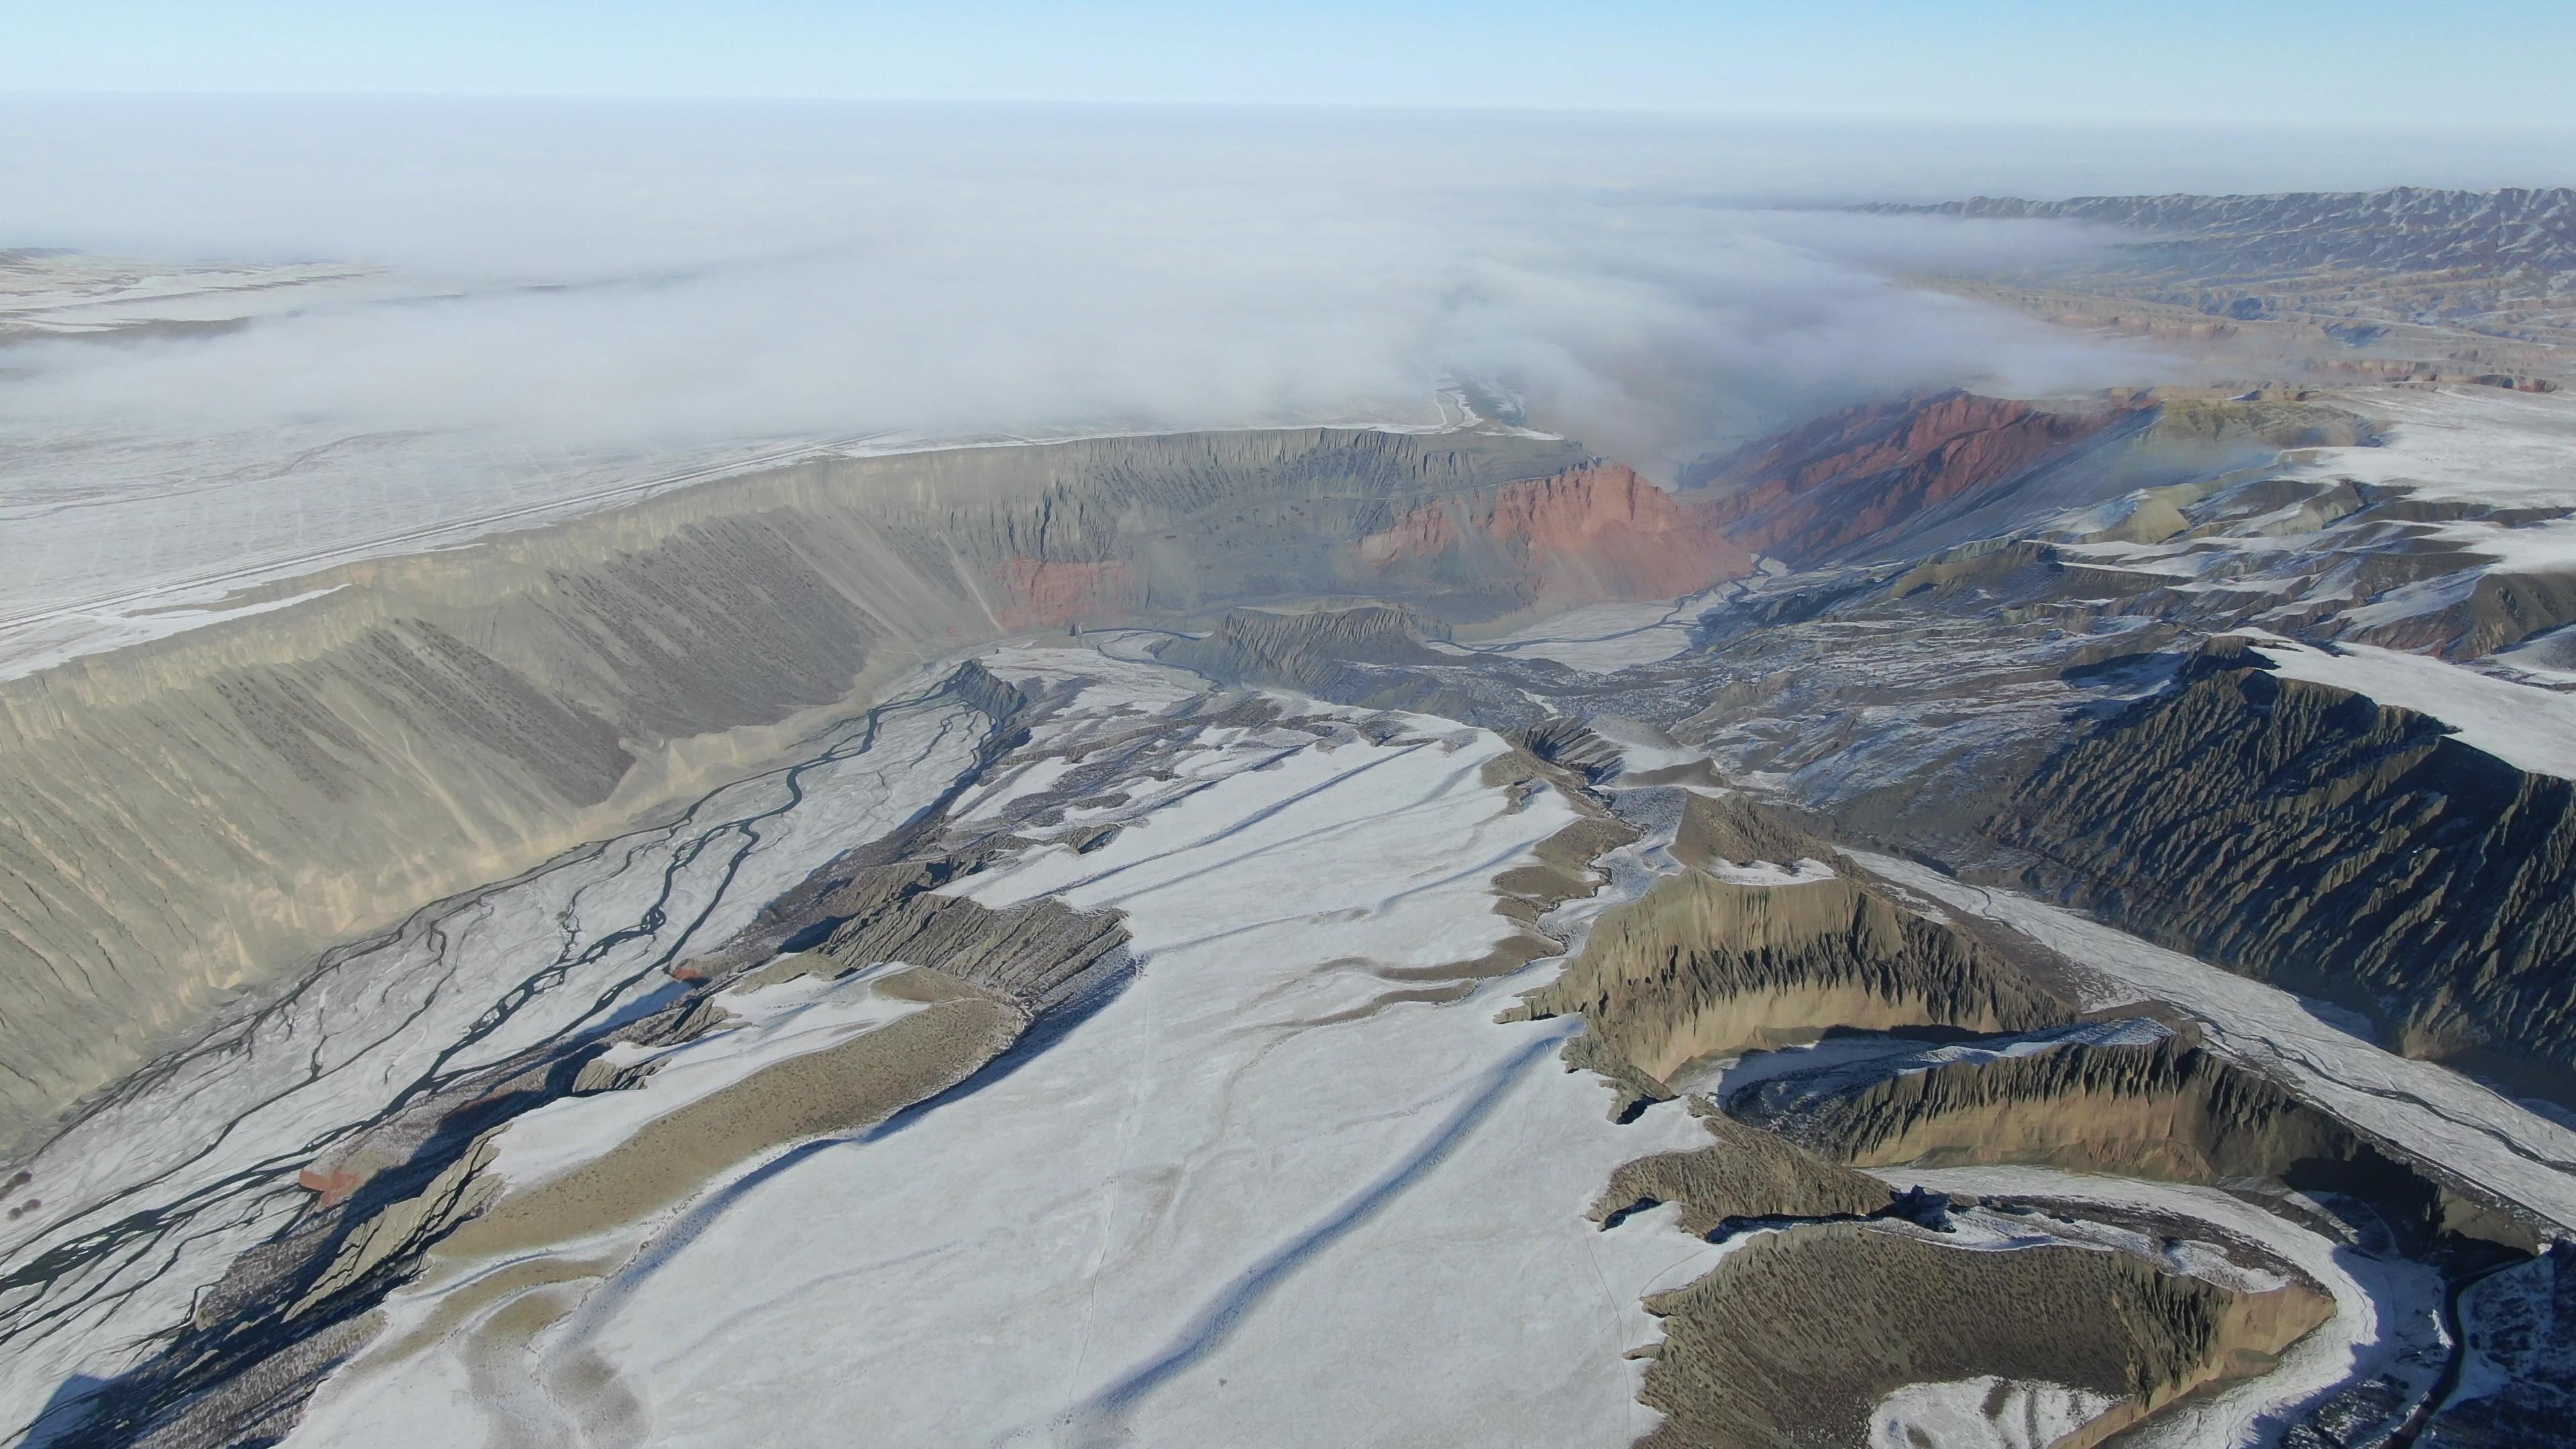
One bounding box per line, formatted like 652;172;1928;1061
10;1;2575;127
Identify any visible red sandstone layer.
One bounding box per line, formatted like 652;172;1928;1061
990;557;1133;631
1701;390;2137;565
1360;463;1757;605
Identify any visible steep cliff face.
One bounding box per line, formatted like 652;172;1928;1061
989;558;1132;631
1356;461;1755;607
0;427;1631;1146
1685;390;2373;572
1693;391;2137;565
1513;871;2066;1086
1986;643;2576;1091
1152;604;1472;716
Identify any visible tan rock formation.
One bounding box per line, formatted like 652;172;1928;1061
1513;871;2065;1086
1635;1222;2332;1449
1591;1108;1892;1237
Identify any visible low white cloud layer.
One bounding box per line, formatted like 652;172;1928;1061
1;98;2172;482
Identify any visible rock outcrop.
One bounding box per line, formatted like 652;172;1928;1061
1634;1222;2332;1449
1154;604;1477;717
1692;391;2138;566
1988;641;2576;1095
1741;1026;2544;1253
1590;1108;1894;1237
1;426;1705;1148
1512;869;2067;1087
1358;462;1755;606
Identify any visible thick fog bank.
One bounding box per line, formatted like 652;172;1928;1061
0;99;2178;473
10;97;2558;645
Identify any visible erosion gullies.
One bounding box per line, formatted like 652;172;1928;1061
1;423;1739;1148
1153;603;1462;712
65;967;1029;1449
1688;390;2142;565
1666;793;1832;876
1591;1106;1895;1236
1988;640;2576;1095
1512;868;2068;1089
1522;787;2438;1447
256;642;1726;1449
1358;462;1758;608
10;363;2576;1448
1627;385;2576;1108
1736;1024;2545;1254
41;683;1141;1449
2347;566;2576;660
1549;857;2403;1449
1633;1222;2332;1449
1688;389;2378;570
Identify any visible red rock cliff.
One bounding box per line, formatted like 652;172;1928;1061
1701;391;2137;565
990;557;1132;631
1360;463;1756;605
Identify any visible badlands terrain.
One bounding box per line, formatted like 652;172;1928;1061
4;189;2576;1448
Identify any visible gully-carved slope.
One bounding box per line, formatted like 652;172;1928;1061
0;425;1770;1148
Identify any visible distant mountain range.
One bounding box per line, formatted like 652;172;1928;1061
1866;186;2576;276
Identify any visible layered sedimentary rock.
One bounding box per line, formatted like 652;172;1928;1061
3;425;1749;1146
1688;390;2375;569
1988;641;2576;1091
1692;390;2140;565
1512;869;2066;1087
1743;1026;2543;1252
1358;462;1755;604
1635;1222;2332;1449
1590;1108;1894;1236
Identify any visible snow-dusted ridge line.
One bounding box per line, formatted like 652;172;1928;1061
1852;852;2576;1234
0;394;1523;681
2240;635;2576;781
1888;1167;2447;1449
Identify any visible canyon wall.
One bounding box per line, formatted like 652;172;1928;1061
1988;642;2576;1093
0;427;1764;1149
